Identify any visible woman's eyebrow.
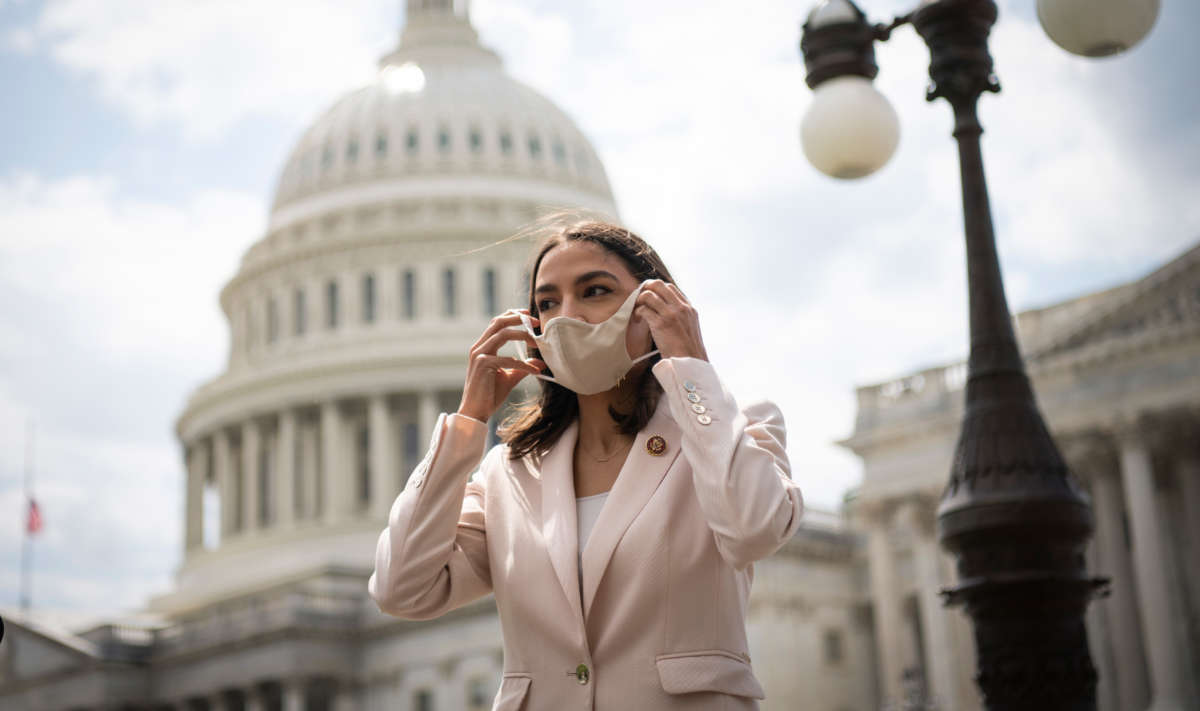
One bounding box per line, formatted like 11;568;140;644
534;270;619;294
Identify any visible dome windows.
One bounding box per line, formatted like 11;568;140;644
483;268;496;316
469;126;483;154
437;126;452;154
528;133;543;160
375;131;388;159
362;273;377;323
267;298;280;344
499;130;514;156
552;140;566;167
401;269;417;320
406;128;420;155
346;137;359;165
294;288;307;336
443;268;457;317
326;280;340;329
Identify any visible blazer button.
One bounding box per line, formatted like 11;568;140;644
686;392;702;404
697;414;713;425
683;380;697;392
575;663;590;684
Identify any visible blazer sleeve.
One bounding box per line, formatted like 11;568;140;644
368;412;494;620
652;357;804;570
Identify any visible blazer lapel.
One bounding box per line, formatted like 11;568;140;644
580;399;682;620
537;419;587;633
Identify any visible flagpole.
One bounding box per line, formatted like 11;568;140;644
19;420;34;612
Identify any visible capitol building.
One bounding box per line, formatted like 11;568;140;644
2;2;1198;710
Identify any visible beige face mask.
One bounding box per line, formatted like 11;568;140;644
512;281;659;395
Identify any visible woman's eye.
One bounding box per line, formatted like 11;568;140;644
583;285;612;297
536;299;557;312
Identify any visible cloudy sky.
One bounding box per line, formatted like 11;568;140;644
0;0;1197;623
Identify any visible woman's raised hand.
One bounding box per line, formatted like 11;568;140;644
635;280;709;361
457;311;547;423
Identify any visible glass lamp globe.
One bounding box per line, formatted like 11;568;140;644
801;75;900;180
1037;0;1160;57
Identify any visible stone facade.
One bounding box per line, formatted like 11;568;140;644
839;242;1200;711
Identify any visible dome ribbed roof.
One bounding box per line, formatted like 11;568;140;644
270;2;614;215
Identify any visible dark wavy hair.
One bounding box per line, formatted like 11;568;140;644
499;216;676;460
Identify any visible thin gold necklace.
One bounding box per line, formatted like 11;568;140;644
580;437;632;462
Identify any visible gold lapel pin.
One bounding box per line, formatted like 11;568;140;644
645;435;668;456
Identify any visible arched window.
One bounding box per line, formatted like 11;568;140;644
528;133;542;159
499;130;513;156
267;298;279;343
406;127;420;155
443;267;457;317
438;125;451;154
356;422;370;506
402;269;417;320
414;690;434;711
362;273;376;323
346;137;359;164
326;280;339;329
469;126;483;153
294;288;306;336
375;131;388;158
482;267;496;316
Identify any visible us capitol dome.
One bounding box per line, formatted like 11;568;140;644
165;0;618;613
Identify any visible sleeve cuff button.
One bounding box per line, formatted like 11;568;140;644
686;392;702;404
697;414;713;425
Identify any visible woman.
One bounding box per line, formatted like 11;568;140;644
369;219;804;710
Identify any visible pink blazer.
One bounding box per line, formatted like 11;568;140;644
369;357;804;710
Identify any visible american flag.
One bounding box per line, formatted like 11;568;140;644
26;498;43;535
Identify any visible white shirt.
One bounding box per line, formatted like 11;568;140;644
576;491;609;593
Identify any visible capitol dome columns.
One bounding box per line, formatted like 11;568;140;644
276;409;298;529
368;394;396;520
184;441;208;551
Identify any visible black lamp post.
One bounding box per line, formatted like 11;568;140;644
798;1;1159;709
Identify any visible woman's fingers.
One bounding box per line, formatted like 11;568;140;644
478;326;539;356
470;311;538;352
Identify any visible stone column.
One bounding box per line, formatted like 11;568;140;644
277;409;297;529
418;389;440;455
214;428;236;538
242;420;261;533
322;401;343;525
896;499;959;711
369;394;395;519
244;687;265;711
1117;424;1190;711
865;502;905;705
1068;436;1150;711
185;440;207;552
282;679;305;711
300;416;320;520
1175;451;1200;607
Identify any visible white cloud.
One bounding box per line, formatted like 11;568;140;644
16;0;396;140
0;174;261;613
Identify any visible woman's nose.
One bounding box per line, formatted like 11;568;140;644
560;298;590;323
